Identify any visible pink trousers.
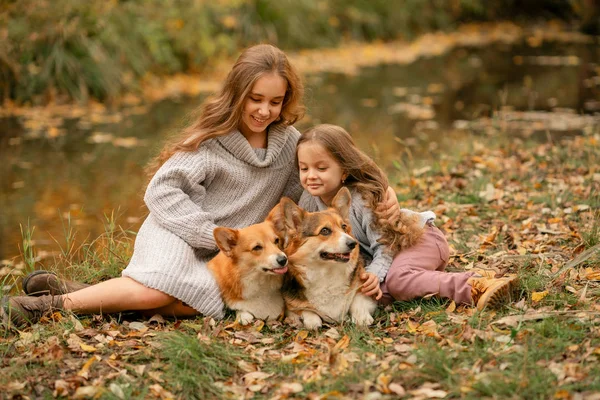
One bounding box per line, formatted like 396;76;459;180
380;225;475;305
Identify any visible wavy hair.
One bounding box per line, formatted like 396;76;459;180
297;124;423;253
147;44;305;176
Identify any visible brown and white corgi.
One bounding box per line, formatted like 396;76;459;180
271;187;377;330
208;219;288;325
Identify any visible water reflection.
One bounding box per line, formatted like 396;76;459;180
1;40;598;260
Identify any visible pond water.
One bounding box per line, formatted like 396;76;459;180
1;39;599;261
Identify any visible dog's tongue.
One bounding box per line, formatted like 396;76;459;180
273;266;288;274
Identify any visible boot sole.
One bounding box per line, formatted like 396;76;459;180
477;275;519;311
0;296;10;329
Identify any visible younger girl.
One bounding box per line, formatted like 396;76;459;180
296;124;517;310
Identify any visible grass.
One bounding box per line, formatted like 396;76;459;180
158;331;246;399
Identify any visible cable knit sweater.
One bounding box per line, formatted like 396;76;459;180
122;124;303;318
299;189;435;282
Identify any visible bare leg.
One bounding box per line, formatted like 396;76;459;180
61;277;192;316
142;301;199;318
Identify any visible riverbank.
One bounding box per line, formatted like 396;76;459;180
2;0;597;106
1;21;596;141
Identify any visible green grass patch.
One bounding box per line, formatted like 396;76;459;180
159;331;247;399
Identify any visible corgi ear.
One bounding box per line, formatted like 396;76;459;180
281;197;305;231
213;227;238;256
331;187;351;220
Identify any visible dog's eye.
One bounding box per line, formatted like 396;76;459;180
274;238;280;245
252;245;263;251
319;227;331;236
341;224;348;231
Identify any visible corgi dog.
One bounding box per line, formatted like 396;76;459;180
208;219;288;325
270;187;377;330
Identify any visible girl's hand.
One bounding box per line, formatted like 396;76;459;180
376;186;400;223
360;272;382;300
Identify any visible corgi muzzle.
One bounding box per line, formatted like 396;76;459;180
320;237;357;263
262;254;288;274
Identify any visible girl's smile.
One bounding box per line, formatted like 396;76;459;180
297;142;347;206
239;72;287;146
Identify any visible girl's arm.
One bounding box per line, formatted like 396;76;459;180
144;151;218;250
363;220;394;282
376;187;401;223
352;194;394;282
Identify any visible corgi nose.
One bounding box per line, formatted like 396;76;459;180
277;254;288;266
346;239;357;250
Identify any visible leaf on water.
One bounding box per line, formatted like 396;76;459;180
112;137;145;148
87;132;114;144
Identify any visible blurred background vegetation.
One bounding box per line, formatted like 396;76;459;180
1;0;598;105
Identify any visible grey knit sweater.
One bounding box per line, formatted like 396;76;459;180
122;124;303;318
299;189;435;282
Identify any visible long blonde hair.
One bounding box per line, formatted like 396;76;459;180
297;124;423;253
148;44;305;176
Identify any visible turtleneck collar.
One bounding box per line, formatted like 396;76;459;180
216;124;289;167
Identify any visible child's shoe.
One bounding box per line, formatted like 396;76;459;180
22;270;90;296
468;275;518;311
1;295;64;328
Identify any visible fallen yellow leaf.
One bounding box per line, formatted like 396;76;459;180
531;290;549;302
333;335;350;351
80;343;98;353
295;330;309;342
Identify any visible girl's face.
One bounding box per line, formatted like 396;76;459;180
297;142;347;206
239;72;287;140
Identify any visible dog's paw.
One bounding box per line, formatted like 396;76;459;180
351;311;374;326
301;311;322;330
350;295;376;326
237;311;255;325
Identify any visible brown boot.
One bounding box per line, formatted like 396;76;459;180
468;275;518;311
1;295;64;328
22;270;90;296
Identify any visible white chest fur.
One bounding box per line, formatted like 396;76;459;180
301;262;357;322
229;270;284;320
